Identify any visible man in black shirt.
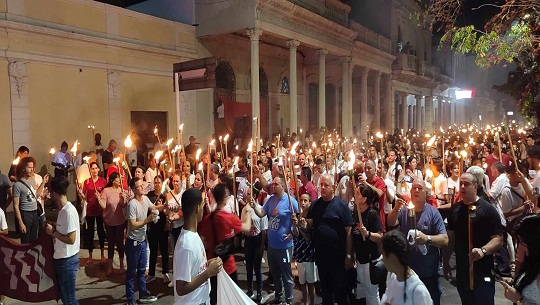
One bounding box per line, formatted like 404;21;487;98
102;140;117;174
443;173;503;305
305;174;354;305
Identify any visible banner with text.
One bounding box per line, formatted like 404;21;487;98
0;232;58;302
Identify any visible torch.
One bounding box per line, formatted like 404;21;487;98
290;141;300;204
49;148;55;174
407;201;417;239
247;138;254;201
224;134;230;170
468;204;477;290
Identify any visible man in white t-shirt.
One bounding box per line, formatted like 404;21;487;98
174;188;222;305
45;176;81;305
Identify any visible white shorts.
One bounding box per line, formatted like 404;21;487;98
297;261;317;284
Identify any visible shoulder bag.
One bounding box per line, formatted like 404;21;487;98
18;179;44;216
212;211;236;260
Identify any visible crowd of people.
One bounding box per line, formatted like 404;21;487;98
1;123;540;305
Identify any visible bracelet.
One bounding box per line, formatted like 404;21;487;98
367;231;372;239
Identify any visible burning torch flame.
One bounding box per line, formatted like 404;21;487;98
247;139;254;152
196;148;202;161
13;157;20;165
70;140;79;156
87;125;95;129
223;134;230;142
83;156;90;163
376;131;383;139
347;150;355;171
178;123;184;133
166;138;173;147
198;162;203;171
124;135;132;148
426;135;437;147
161;178;170;194
312;142;317;148
290;141;300;155
154;126;158;135
460;150;468;158
209;139;215;146
49;148;55;155
113;157;120;164
154;151;163;161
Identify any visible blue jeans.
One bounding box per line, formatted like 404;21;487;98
267;247;294;303
420;275;441;305
125;238;148;302
54;254;79;305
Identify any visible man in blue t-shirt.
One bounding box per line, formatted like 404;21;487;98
387;178;448;305
252;176;298;305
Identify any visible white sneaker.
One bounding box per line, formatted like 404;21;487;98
163;273;171;283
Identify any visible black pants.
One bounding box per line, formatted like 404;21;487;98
210;270;237;305
494;228;512;277
148;230;169;276
85;216;106;253
20;210;39;244
318;262;350;305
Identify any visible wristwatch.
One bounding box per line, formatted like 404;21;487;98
346;254;352;260
481;247;488;256
427;235;432;246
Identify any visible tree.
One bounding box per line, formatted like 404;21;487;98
417;0;540;122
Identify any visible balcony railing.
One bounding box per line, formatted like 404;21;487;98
289;0;350;26
392;53;418;72
350;20;392;53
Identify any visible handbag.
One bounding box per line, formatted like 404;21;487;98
505;187;529;236
369;255;387;285
18;179;44;216
211;211;236;260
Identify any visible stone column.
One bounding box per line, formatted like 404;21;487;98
384;74;393;132
359;67;369;134
415;95;422;131
373;71;381;131
8;61;30;154
400;92;408;131
248;28;262;141
287;39;300;133
438;97;444;129
317;49;328;128
425;96;434;132
107;70;121;141
341;57;351;136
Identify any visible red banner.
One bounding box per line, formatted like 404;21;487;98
0;232;59;302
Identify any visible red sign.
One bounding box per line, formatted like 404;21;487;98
0;232;59;302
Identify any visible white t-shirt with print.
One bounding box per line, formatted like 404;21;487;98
174;229;210;305
380;272;433;305
54;202;80;259
0;208;7;231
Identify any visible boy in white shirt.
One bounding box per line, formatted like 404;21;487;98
45;176;81;305
174;188;223;305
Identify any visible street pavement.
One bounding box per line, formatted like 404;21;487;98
4;210;510;305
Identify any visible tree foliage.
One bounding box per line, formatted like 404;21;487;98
418;0;540;122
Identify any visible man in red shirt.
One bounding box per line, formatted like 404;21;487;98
485;143;510;188
198;183;252;305
299;167;318;202
361;160;387;231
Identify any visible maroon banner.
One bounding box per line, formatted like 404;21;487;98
0;232;59;302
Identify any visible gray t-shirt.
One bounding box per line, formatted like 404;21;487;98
0;174;13;211
127;196;154;242
12;177;37;211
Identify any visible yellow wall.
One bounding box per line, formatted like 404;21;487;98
24;0;107;33
0;60;13;172
119;14;175;47
0;0;7;13
120;72;176;138
27;63;109;170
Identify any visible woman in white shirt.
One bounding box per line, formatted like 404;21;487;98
406;156;423;181
445;162;460;203
380;230;433;305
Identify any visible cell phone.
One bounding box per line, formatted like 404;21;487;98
403;175;413;183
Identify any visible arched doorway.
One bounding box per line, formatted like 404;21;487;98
214;61;235;136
